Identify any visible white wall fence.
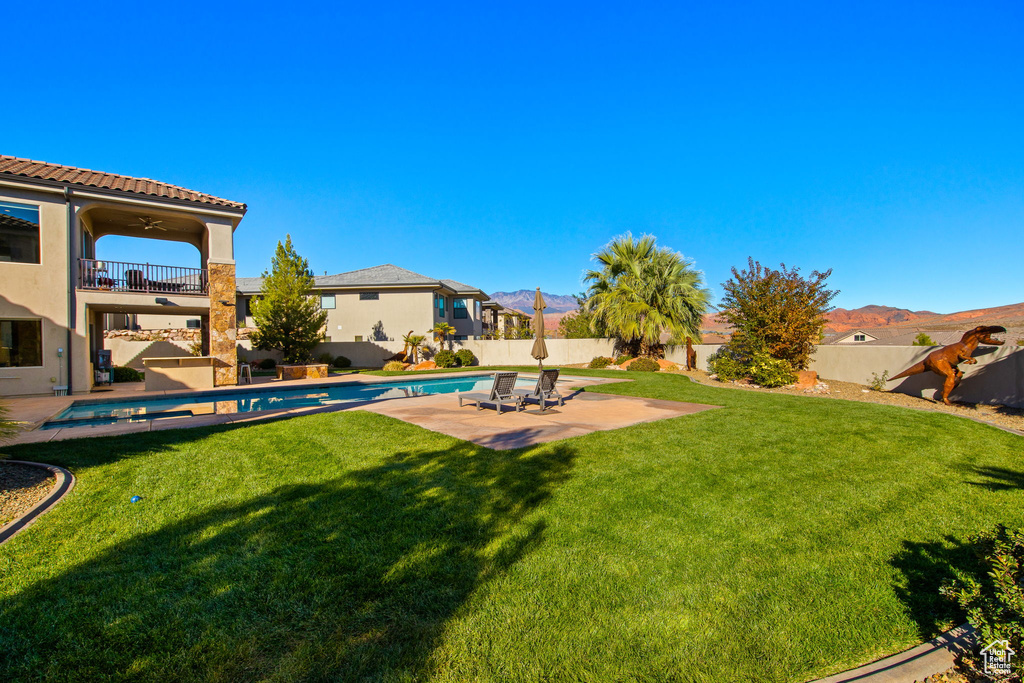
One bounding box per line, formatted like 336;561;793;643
106;336;1024;408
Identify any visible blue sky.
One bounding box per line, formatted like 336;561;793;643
4;2;1022;313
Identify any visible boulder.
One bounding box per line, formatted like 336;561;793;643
410;361;437;371
793;370;817;389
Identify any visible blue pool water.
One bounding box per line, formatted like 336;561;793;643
44;374;536;429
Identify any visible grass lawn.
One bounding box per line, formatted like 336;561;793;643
1;371;1022;681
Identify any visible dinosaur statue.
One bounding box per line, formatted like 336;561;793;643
887;325;1006;405
383;330;416;363
685;338;697;371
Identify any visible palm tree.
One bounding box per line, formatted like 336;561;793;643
584;234;710;357
402;333;427;364
431;322;457;351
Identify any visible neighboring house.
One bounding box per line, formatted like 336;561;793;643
479;301;532;339
236;264;490;343
0;155;246;396
826;328;962;346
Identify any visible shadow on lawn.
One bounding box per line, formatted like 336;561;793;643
890;536;983;639
0;427;575;681
966;465;1024;492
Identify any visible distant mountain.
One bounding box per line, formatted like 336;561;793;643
489;290;579;314
825;305;940;333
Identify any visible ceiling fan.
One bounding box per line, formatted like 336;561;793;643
137;216;167;231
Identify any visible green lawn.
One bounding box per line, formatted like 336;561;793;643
1;371;1021;682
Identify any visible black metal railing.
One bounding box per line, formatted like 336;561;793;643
78;258;208;295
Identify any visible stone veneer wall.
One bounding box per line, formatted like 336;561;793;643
208;262;238;386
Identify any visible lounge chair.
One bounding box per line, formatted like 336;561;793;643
458;371;523;415
513;368;564;411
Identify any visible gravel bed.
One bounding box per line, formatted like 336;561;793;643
0;462;56;528
667;369;1024;434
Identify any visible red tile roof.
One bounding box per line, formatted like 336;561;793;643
0;155;246;211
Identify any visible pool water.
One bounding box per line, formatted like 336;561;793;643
44;374;537;429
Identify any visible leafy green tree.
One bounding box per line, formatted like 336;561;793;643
250;235;328;364
556;294;606;339
912;333;936;346
584;234;709;357
718;257;838;370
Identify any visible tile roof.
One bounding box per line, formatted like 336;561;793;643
317;264;439;287
0;155;246;211
235;265;489;295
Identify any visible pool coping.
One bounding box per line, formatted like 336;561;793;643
8;373;626;444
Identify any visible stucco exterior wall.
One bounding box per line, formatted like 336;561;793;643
668;343;1024;408
0;185;72;396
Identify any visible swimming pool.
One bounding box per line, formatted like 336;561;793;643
44;374;537;429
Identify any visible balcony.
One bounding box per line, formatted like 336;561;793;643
78;258;208;295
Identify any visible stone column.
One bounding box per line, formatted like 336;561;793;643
208;261;237;386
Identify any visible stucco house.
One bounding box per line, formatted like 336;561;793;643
236;264;490;344
0;155;246;396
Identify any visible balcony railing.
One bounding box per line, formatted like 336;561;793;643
78;259;208;295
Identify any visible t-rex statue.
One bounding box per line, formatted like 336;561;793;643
685;338;697;371
887;325;1006;405
383;330;416;363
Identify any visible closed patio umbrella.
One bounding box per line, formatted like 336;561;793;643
531;287;548;370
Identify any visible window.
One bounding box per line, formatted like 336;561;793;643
186;319;201;329
454;335;467;341
0;319;42;367
359;292;379;301
853;334;866;342
354;335;363;342
321;294;336;309
244;297;256;317
435;293;446;317
0;201;40;264
475;300;482;319
453;298;468;319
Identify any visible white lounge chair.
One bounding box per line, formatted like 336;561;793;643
458;372;523;415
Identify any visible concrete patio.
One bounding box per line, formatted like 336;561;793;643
0;372;719;449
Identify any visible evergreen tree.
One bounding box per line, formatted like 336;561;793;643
556;294;606;339
250;236;328;364
912;332;936;346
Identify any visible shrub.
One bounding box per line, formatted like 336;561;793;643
614;355;633;365
383;361;407;372
707;348;747;381
868;370;889;391
258;358;277;370
455;349;477;367
941;525;1024;669
316;352;334;365
626;357;660;372
912;333;936;346
0;401;16;441
112;366;144;383
333;355;351;368
589;356;614;369
434;350;457;368
748;351;795;387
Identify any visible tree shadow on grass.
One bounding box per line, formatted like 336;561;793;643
0;432;575;681
890;536;983;639
965;465;1024;492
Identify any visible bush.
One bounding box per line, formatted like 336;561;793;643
589;356;614;369
868;370;889;391
316;352;334;365
434;350;457;368
614;355;633;365
455;349;477;367
333;355;351;368
941;525;1024;670
383;361;407;372
112;366;144;383
626;357;660;372
258;358;277;370
707;348;747;381
748;351;795;387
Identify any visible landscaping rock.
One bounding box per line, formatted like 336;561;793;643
410;361;437;371
793;370;817;389
657;359;678;370
0;463;55;528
